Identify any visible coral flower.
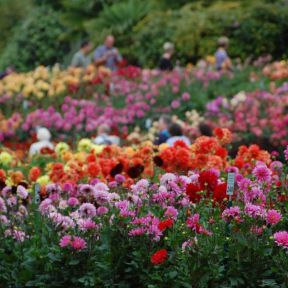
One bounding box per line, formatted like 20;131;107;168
29;167;41;182
150;249;168;265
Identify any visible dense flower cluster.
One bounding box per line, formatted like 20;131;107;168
205;84;288;147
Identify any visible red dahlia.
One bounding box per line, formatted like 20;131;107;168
199;170;218;191
186;183;202;203
213;183;227;203
158;219;173;231
150;249;168;265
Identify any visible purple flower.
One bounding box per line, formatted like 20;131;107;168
77;218;97;231
67;197;79;207
17;185;28;199
222;206;241;222
79;203;97;218
244;203;266;219
115;174;125;184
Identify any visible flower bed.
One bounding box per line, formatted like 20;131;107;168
0;139;287;286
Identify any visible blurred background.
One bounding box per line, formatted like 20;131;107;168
0;0;288;72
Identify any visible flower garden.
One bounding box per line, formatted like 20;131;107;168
0;58;288;287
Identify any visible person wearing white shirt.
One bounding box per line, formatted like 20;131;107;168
29;127;54;156
166;123;191;146
93;124;120;146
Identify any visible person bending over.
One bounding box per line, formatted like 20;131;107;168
166;123;191;146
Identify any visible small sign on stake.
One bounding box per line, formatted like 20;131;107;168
34;183;41;205
226;173;235;196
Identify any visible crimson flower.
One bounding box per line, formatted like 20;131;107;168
186;183;202;203
150;249;168;265
158;218;173;231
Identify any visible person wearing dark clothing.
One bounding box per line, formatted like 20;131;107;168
199;123;213;137
159;42;174;71
154;115;172;145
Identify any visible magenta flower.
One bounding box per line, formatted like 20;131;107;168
71;236;87;250
164;206;178;220
79;203;97;218
244;203;266;219
59;235;71;248
39;199;53;215
252;164;271;183
181;92;190;101
221;206;241;222
273;231;288;249
115;174;125;184
67;197;79;207
78;218;97;231
171;100;180;109
97;206;109;216
266;209;282;225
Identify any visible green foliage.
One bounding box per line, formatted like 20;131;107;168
0;0;32;54
230;2;288;59
0;6;70;72
1;0;288;70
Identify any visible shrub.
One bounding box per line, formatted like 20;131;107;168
0;6;70;72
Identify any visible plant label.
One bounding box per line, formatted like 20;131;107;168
226;173;235;196
34;183;41;204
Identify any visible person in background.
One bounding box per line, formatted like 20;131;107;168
198;122;213;137
0;66;15;80
93;124;120;146
29;127;54;156
71;40;92;68
93;35;122;71
154;115;171;145
215;36;232;71
166;123;191;146
159;42;174;71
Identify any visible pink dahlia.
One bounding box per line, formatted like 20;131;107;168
67;197;79;207
252;164;271;183
71;236;87;250
59;235;71;248
244;203;266;219
221;206;241;222
274;231;288;249
266;209;282;225
97;206;109;216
